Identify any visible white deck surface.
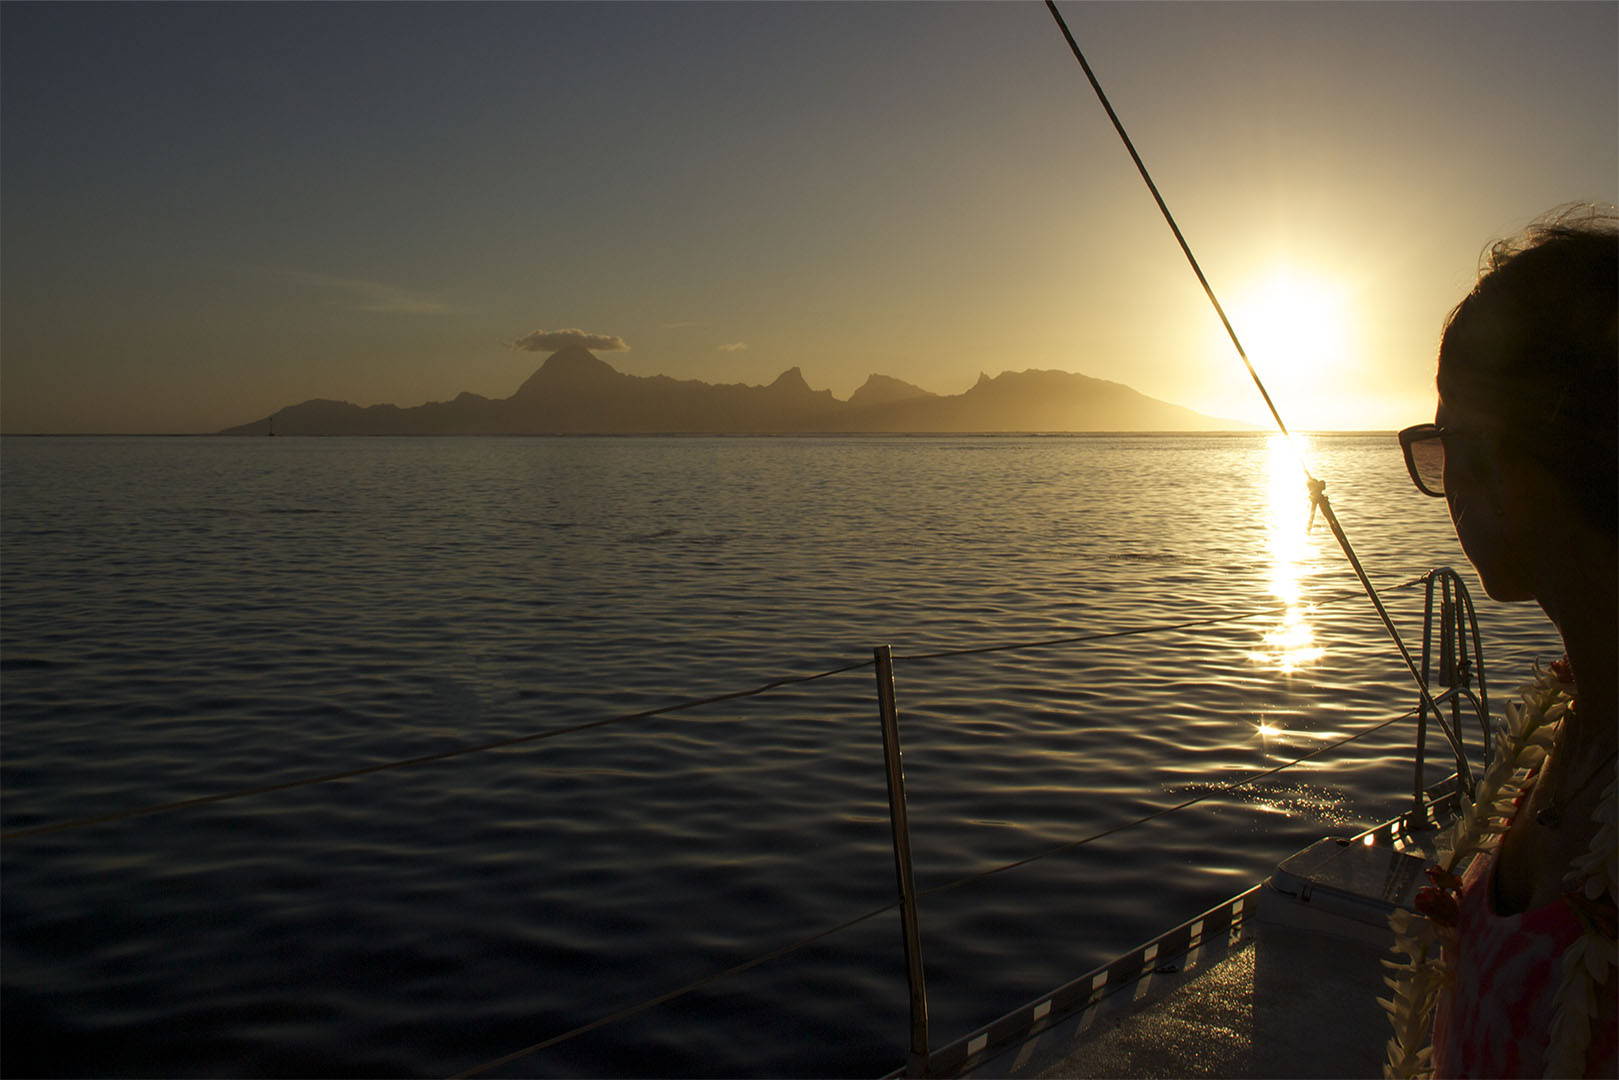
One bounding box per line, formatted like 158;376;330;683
1027;923;1392;1079
914;819;1451;1080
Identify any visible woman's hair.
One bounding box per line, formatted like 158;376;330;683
1437;206;1618;534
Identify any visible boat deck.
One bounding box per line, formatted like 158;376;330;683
1023;923;1390;1078
897;808;1452;1080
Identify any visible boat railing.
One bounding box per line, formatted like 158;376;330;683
1411;567;1490;822
2;567;1493;1079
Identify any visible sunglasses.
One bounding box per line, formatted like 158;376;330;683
1398;424;1450;497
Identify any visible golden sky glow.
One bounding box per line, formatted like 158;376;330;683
2;2;1615;434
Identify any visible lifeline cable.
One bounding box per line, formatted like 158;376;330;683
2;580;1424;842
916;706;1418;900
1043;0;1473;793
0;657;875;841
449;900;903;1078
896;576;1426;663
446;701;1422;1078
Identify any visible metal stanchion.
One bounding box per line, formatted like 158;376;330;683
874;644;930;1077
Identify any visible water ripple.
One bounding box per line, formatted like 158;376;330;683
1;434;1561;1078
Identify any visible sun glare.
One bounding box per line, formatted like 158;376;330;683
1230;267;1353;417
1247;433;1327;673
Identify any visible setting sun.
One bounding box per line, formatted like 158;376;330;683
1230;267;1355;419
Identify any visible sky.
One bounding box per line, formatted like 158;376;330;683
2;1;1615;434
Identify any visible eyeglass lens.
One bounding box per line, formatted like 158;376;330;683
1409;434;1445;495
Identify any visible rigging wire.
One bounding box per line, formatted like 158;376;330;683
1042;0;1474;794
448;900;902;1079
0;658;874;841
917;706;1417;900
445;702;1421;1078
1;581;1424;842
896;578;1423;663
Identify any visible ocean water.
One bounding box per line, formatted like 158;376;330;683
0;434;1562;1078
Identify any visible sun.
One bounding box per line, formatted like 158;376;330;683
1228;267;1354;418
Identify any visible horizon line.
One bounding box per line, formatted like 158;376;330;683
0;429;1400;438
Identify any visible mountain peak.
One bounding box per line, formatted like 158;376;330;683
540;345;616;373
849;373;936;408
512;346;623;399
767;366;810;392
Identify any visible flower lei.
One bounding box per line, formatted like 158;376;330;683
1381;662;1618;1079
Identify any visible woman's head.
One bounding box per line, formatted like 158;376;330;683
1434;209;1617;596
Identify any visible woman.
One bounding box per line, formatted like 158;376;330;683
1391;209;1617;1078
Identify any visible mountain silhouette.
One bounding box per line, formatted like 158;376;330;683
219;348;1250;434
848;373;936;408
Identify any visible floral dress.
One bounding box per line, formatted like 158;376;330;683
1385;667;1617;1080
1430;838;1618;1078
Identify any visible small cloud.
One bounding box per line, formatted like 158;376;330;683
717;342;749;352
511;328;630;353
281;270;450;314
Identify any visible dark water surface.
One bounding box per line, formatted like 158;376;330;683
1;434;1560;1078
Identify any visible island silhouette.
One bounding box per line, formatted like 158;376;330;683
219;347;1250;434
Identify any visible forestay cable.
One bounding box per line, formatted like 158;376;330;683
1042;0;1474;795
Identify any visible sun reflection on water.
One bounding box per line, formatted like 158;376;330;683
1248;433;1326;672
